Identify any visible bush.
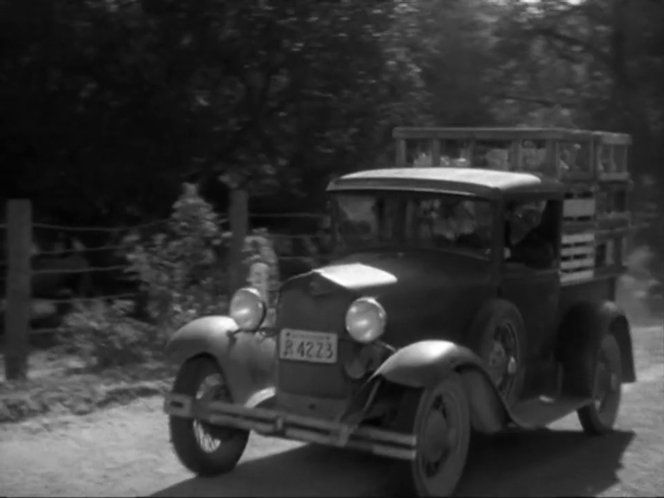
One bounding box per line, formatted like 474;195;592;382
59;182;282;369
126;183;230;332
126;183;281;331
60;299;162;369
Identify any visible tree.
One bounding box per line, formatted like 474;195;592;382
488;0;664;181
0;0;431;223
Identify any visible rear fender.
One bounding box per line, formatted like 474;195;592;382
557;301;636;392
371;340;508;434
166;316;277;406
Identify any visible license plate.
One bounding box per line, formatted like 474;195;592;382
279;329;338;364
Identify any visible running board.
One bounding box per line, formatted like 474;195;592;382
509;395;592;429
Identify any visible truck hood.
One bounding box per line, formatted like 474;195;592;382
301;250;494;346
314;250;490;294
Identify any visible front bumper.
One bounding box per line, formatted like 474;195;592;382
164;393;416;460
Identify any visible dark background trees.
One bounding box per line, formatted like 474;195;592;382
1;0;662;227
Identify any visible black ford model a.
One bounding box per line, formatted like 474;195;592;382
163;127;636;497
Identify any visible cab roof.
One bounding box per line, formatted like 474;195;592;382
327;167;564;199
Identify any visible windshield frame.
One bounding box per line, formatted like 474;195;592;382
327;188;498;261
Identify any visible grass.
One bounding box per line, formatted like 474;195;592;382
0;350;176;423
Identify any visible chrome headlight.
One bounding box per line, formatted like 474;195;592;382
230;287;266;331
345;297;386;343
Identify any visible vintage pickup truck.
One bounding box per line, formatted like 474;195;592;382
163;127;635;497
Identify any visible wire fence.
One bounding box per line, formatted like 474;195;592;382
1;211;327;336
31;218;171;233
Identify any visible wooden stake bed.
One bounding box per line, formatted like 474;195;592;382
392;126;633;285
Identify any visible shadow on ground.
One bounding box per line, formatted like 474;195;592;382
155;428;634;497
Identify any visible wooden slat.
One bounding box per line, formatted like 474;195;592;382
562;232;595;245
561;257;595;270
562;245;595;257
392;127;599;141
561;269;595;284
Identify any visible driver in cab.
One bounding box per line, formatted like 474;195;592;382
504;201;554;269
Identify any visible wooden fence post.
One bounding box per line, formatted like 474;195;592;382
228;188;249;297
4;200;32;380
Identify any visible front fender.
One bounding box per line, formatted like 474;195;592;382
371;340;485;388
166;316;276;406
371;340;509;434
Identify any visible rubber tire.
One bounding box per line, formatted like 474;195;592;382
467;299;527;407
394;373;472;497
577;334;622;435
169;357;249;476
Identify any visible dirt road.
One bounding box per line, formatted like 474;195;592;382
1;325;662;497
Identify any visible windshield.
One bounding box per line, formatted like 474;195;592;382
331;191;494;257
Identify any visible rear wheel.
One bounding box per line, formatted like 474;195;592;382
394;374;471;497
577;334;622;435
169;357;249;475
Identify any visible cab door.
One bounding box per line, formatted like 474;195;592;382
501;266;560;359
500;198;562;368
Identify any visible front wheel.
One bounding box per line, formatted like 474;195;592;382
169;357;249;475
469;300;527;407
395;373;472;497
577;334;623;435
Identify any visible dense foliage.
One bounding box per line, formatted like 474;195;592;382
1;0;663;223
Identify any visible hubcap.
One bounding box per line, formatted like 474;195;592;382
486;323;519;394
610;373;619;391
507;356;517;375
593;352;615;413
421;394;451;477
422;410;447;466
413;381;470;498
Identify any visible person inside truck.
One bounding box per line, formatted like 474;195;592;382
505;201;555;269
424;199;492;255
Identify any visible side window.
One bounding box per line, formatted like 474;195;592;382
504;200;559;270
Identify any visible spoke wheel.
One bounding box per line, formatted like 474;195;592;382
191;373;236;453
169;357;249;476
577;334;622;435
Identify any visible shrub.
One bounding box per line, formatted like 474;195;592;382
126;183;282;332
60;182;282;368
126;183;230;332
60;299;161;369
